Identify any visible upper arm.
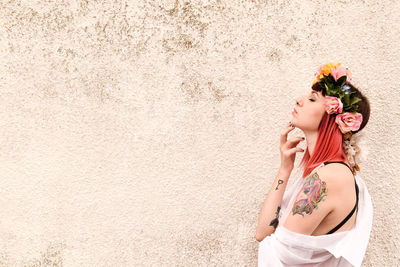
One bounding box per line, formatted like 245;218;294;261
283;170;337;235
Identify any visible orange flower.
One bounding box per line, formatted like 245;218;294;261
313;62;344;83
321;62;340;76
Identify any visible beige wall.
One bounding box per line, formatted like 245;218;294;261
0;0;398;266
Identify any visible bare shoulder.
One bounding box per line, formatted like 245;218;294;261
283;169;337;235
316;163;355;190
282;163;356;235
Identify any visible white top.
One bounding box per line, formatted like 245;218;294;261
257;163;373;267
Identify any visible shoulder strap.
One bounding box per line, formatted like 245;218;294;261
323;161;354;174
324;162;359;235
326;182;359;234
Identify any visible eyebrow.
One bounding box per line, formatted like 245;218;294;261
311;91;319;98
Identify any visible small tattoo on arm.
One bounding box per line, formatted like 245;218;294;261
275;179;284;190
269;205;281;229
291;172;328;217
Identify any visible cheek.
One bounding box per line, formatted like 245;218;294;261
298;105;325;129
310;105;326;120
300;107;324;120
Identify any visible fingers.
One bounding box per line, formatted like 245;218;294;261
286;136;305;147
285;146;305;156
280;122;295;146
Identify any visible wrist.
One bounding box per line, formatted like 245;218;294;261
278;168;291;178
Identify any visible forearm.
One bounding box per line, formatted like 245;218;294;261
255;168;291;242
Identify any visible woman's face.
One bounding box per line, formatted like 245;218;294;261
291;90;326;132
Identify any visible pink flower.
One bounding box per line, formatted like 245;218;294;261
324;96;343;114
345;68;352;83
335;112;363;134
313;62;352;85
331;65;348;81
314;64;324;82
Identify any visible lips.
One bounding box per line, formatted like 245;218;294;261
292;108;298;114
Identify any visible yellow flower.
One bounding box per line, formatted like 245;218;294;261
313;62;345;85
321;62;336;76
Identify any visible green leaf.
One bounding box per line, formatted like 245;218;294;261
326;74;335;84
337;76;346;86
350;97;362;105
344;93;350;104
324;83;330;92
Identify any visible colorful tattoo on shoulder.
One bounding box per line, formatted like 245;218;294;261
291;172;328;217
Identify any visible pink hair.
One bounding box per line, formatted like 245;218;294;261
298;112;348;178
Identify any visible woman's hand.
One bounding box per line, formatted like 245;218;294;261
279;122;305;174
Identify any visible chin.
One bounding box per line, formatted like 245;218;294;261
291;121;302;130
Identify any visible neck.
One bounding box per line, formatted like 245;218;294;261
303;130;319;156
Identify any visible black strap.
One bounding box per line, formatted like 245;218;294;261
323;161;359;235
323;161;353;173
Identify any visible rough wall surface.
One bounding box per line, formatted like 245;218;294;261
0;0;399;266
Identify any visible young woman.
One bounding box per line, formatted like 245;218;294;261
256;62;373;267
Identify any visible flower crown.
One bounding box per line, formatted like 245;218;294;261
313;62;363;135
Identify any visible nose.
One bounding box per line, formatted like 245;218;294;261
295;96;302;106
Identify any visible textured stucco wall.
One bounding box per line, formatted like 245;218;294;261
0;0;399;266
